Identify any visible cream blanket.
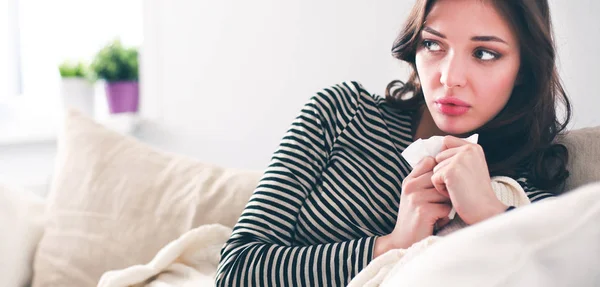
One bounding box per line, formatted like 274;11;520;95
97;224;231;287
348;176;530;287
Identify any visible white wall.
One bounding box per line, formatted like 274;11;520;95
550;0;600;128
1;0;599;192
138;0;412;170
139;0;600;170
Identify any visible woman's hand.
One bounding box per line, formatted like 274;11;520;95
431;136;507;225
374;156;452;258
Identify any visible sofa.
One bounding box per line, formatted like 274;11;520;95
1;110;599;287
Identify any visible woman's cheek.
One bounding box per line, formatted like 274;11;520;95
489;71;516;104
415;56;440;96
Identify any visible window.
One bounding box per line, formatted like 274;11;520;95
0;0;142;143
18;0;143;99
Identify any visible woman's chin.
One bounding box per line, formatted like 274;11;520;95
435;119;478;137
428;109;483;137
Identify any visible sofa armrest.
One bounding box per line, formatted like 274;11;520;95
0;182;46;287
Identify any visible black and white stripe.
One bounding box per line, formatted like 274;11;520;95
216;81;555;286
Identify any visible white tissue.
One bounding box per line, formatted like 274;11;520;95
401;134;479;169
401;134;479;220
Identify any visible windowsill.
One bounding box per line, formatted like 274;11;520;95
0;97;60;146
0;85;145;146
0;129;57;146
0;113;143;146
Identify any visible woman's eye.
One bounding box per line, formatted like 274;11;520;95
474;49;499;61
422;40;442;52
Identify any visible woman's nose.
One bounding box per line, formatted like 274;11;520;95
439;53;467;89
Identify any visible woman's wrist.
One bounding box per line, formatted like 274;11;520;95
373;234;392;259
373;233;411;259
473;198;508;224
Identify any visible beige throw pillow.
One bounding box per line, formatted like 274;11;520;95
32;110;262;286
557;126;600;192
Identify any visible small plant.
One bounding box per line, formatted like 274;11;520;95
91;39;139;83
58;61;90;78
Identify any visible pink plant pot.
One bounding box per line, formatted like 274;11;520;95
105;81;139;114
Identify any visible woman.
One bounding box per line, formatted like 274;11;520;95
216;0;571;286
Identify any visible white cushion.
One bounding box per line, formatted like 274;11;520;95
381;182;600;287
32;110;262;286
0;182;46;287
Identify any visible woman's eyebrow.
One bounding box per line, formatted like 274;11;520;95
471;35;508;44
423;26;508;44
423;26;446;38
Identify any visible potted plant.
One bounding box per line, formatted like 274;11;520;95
58;60;95;116
91;39;139;114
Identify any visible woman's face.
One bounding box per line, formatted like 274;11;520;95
415;0;521;135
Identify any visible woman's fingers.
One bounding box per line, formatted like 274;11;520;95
440;135;470;151
412;187;451;204
435;215;452;229
430;202;453;225
434;147;460;166
432;157;452;174
431;164;450;197
413;171;434;189
406;156;436;180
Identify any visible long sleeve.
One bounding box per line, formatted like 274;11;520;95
215;82;378;287
515;174;556;202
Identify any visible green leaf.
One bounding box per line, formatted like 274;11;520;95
91;39;139;82
58;60;90;78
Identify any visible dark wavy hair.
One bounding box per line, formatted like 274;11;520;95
386;0;572;193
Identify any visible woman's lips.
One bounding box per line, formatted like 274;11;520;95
434;98;471;116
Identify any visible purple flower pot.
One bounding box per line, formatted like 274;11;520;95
105;81;139;114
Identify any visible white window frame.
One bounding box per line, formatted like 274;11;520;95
0;0;57;145
1;0;21;99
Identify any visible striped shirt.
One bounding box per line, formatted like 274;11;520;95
216;81;554;287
